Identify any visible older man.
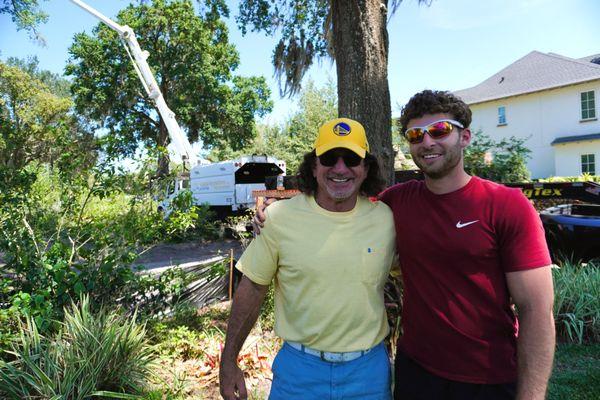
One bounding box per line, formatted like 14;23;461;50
219;118;396;400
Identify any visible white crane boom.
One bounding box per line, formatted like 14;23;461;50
70;0;198;168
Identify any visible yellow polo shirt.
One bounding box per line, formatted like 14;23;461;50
236;193;396;352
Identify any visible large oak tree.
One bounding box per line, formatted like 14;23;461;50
237;0;430;184
66;0;273;175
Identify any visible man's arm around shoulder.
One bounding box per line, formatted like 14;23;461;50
219;276;270;400
506;266;555;400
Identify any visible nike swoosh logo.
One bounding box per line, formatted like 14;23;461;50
456;220;479;228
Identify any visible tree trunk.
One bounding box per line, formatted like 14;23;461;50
157;118;170;177
331;0;395;185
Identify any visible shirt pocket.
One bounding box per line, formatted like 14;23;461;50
360;246;389;286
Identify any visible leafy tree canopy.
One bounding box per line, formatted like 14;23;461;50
6;56;71;98
0;0;48;42
0;60;95;172
66;0;272;174
237;0;329;97
209;78;337;173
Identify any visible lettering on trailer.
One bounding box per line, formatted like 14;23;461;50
521;188;563;198
196;181;231;191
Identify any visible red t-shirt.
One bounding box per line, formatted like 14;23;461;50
379;176;551;384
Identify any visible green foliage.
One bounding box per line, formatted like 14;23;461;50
236;0;330;96
66;0;272;174
6;56;71;98
0;296;155;399
258;284;275;331
548;343;600;400
553;260;600;344
0;163;215;345
163;190;219;242
154;325;208;360
539;174;600;183
464;130;531;183
0;60;96;172
236;0;419;185
0;0;48;41
147;302;228;361
147;302;228;341
209;79;337;174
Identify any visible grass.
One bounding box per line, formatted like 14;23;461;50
553;261;599;343
548;343;600;400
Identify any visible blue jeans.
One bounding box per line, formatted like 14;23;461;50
269;342;391;400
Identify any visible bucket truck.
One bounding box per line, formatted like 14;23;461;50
70;0;287;216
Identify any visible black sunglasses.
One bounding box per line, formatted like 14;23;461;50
318;150;363;167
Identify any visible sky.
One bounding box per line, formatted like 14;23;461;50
1;0;599;125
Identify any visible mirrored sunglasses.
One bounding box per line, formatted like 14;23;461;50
318;150;363;167
404;119;464;144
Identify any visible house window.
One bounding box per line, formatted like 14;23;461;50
498;106;506;125
581;91;596;120
581;154;596;175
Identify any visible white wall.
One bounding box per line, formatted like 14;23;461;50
469;80;600;178
553;141;600;176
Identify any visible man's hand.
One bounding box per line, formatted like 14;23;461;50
219;361;247;400
251;198;276;235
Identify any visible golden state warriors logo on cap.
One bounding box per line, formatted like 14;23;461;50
315;118;368;157
333;122;351;136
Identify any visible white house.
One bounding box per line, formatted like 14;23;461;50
454;51;600;179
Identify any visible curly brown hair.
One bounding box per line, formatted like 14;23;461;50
297;150;385;197
399;90;472;135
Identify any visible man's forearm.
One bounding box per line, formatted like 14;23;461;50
516;306;555;400
221;276;270;364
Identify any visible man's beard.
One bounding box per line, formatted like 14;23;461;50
413;138;463;180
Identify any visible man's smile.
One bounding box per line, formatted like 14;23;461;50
329;177;352;183
421;153;443;163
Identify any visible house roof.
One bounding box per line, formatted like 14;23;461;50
578;54;600;63
551;132;600;146
454;51;600;105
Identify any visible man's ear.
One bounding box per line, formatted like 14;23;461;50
460;128;472;149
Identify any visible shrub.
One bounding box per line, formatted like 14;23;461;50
163;190;219;242
0;296;155;399
464;130;531;183
553;260;600;343
539;174;600;183
0;165;213;344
